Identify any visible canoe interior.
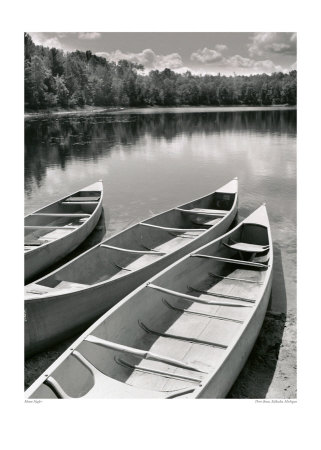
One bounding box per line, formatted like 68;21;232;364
24;189;101;251
27;191;236;291
29;222;271;399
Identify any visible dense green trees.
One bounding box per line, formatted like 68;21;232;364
24;33;297;111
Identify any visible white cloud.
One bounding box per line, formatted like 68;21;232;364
191;47;225;63
78;32;101;40
28;32;71;51
290;61;297;71
96;48;184;70
227;55;283;72
248;32;297;57
215;44;228;52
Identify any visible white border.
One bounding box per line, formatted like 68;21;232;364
2;0;316;448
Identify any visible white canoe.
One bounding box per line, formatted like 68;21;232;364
25;179;238;356
25;204;272;399
24;181;103;283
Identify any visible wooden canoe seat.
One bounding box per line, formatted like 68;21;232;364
176;207;229;216
223;240;269;253
64;196;100;202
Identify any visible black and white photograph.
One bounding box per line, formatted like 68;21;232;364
3;0;318;447
23;30;296;400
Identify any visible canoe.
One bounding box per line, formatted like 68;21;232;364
25;179;238;357
25;204;272;399
24;181;103;283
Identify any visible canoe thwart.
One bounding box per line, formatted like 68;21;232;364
85;335;206;373
64;196;100;202
176;207;228;216
61;201;99;205
100;244;166;255
140;223;206;232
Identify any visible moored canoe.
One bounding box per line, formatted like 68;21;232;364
25;179;238;356
25;181;103;283
25;204;272;399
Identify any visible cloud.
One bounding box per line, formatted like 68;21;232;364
215;44;228;52
226;55;283;72
96;48;184;70
190;45;227;63
248;32;297;57
78;32;101;40
28;32;71;51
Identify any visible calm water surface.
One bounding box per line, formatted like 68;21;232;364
25;107;296;312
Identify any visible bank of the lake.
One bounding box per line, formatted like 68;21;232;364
24;106;296;398
24;104;296;120
24;105;125;119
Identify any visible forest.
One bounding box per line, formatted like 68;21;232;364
24;33;297;110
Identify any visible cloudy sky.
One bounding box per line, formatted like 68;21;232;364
29;32;296;76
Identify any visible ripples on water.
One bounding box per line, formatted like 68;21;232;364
25;107;296;310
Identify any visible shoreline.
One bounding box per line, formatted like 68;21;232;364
24;104;296;120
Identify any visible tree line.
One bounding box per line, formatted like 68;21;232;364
24;33;297;110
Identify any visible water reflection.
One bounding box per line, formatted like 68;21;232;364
25;108;296;314
25;110;296;195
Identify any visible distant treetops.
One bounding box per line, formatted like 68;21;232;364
24;33;297;111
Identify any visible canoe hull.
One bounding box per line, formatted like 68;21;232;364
195;271;272;398
24;204;102;283
24;181;103;283
25;203;237;357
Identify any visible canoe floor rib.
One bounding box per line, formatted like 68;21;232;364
191;254;270;269
100;244;166;255
147;283;252;308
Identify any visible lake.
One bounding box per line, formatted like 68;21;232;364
25;106;296;313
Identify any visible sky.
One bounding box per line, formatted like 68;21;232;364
29;32;297;76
